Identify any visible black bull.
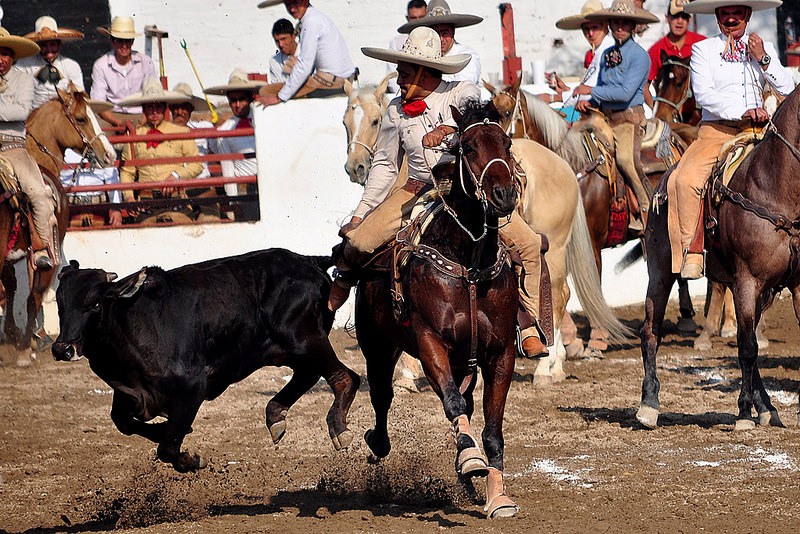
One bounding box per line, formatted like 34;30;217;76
52;249;360;472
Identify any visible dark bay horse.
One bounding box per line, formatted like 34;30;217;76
652;52;700;136
637;85;800;430
4;86;114;365
355;102;519;518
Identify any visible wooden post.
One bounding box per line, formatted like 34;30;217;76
499;3;522;85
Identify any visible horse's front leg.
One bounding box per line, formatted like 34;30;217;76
731;277;767;430
417;330;488;478
480;344;518;518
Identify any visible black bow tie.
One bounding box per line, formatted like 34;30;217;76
35;64;62;85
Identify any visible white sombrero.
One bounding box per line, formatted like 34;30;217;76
119;79;192;107
25;16;84;42
683;0;781;14
362;27;470;75
97;17;141;39
586;0;660;24
0;28;40;59
256;0;290;7
397;0;483;33
203;68;266;96
172;82;211;109
556;0;605;30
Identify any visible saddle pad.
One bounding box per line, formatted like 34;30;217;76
714;133;761;187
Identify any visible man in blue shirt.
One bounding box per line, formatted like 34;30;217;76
573;0;658;228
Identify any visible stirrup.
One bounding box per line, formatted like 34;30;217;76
32;248;53;271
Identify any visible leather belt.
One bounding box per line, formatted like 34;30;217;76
68;193;108;205
401;178;433;196
706;119;742;130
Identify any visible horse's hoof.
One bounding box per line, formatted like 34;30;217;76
532;374;553;387
564;338;584;359
734;418;756;431
759;410;784;428
367;453;381;464
331;429;353;450
16;356;33;367
720;327;736;338
486;495;519;518
268;420;286;444
456;447;489;478
550;369;567;383
584;347;604;359
364;429;389;458
392;376;420;393
677;317;698;336
636;405;659;429
757;336;769;350
693;334;712;351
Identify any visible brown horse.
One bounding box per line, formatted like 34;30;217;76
3;86;114;365
488;81;698;354
652;52;701;139
637;84;800;430
355;102;519;518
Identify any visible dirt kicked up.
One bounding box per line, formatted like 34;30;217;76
2;295;800;533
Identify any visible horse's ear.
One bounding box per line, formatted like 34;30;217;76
510;74;522;94
450;105;462;124
68;81;79;93
375;71;396;98
344;79;355;96
482;79;497;96
660;49;668;63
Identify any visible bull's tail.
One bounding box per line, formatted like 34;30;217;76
566;194;635;343
309;255;335;272
614;242;644;274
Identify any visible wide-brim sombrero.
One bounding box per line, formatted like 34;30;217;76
119;79;193;107
204;68;266;96
87;100;114;113
556;0;605;30
586;0;660;24
683;0;781;14
25;16;84;42
363;27;470;75
172;82;212;109
0;28;40;59
256;0;289;7
397;0;483;33
97;17;141;39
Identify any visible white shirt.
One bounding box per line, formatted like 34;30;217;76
15;54;85;110
268;51;296;84
278;6;355;101
212;109;256;196
60;149;121;204
188;118;213;179
563;33;615;108
691;33;795;122
355;80;480;218
442;42;480;84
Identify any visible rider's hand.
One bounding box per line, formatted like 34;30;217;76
339;216;363;238
748;33;767;64
546;72;569;92
422;125;454;148
742;108;769;124
255;94;281;107
161;171;178;197
572;84;593;96
575;100;592;113
108;209;122;227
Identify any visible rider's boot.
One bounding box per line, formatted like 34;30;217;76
328;241;362;312
520;327;549;359
680;252;704;280
32;221;61;272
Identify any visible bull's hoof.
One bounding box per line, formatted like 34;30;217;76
734;418;756;431
636;405;659;429
268;420;287;444
174;452;206;473
759;410;784;428
364;429;390;459
331;429;353;450
456;447;489;478
677;317;698;336
486;495;519;519
693;333;712;351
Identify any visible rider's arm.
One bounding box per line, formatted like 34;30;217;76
277;12;319;102
0;71;33;122
590;49;650;106
761;41;795;97
353;105;403;219
690;41;732;118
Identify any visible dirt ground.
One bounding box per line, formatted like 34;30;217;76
3;294;800;533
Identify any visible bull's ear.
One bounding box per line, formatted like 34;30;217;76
58;260;80;280
106;273;118;282
108;268;147;299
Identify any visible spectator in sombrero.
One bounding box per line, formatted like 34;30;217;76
15;16;85;110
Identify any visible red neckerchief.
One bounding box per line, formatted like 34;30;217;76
401;100;427;117
236;117;252;129
584;49;594;69
146;128;160;149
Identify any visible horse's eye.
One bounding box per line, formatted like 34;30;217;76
462;143;475;154
504;110;511;117
371;118;379;126
76;117;87;124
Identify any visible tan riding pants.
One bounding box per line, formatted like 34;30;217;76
341;182;544;322
260;71;352;100
604;106;650;213
3;147;60;262
666;122;738;273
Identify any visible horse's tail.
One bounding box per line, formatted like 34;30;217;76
614;242;644;274
566;194;635;343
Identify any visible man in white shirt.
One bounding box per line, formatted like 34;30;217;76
15;16;85;110
256;0;356;105
205;69;266;220
396;0;483;84
268;18;298;84
668;0;793;280
387;0;427;93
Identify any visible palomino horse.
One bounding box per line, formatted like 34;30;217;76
4;86;114;365
355;102;520;518
637;85;800;430
343;74;394;185
345;82;631;385
487;81;698;355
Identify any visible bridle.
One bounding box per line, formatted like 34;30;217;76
653;58;693;122
497;90;529;139
346;98;382;158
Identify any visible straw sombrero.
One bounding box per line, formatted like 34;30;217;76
585;0;660;24
172;82;211;109
397;0;483;33
683;0;781;14
203;68;266;95
256;0;290;7
556;0;605;30
119;79;192;107
362;27;470;75
25;16;84;42
0;28;40;59
97;17;141;39
87;100;114;113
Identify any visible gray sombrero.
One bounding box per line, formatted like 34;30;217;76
683;0;781;14
397;0;483;34
586;0;660;24
172;82;211;109
119;79;193;107
204;68;266;95
556;0;605;30
362;27;470;75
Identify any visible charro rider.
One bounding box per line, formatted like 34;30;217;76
669;0;793;279
15;16;85;110
0;28;60;270
573;0;659;231
397;0;482;85
327;26;550;358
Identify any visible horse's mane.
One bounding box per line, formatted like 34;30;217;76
521;90;587;171
455;99;501;129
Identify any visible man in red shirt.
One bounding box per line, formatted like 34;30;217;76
644;0;705;109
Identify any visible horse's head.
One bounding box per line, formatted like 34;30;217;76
452;101;517;217
485;76;522;135
342;73;394;185
653;52;692;123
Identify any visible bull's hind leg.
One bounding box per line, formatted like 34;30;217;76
265;366;322;444
315;340;361;450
